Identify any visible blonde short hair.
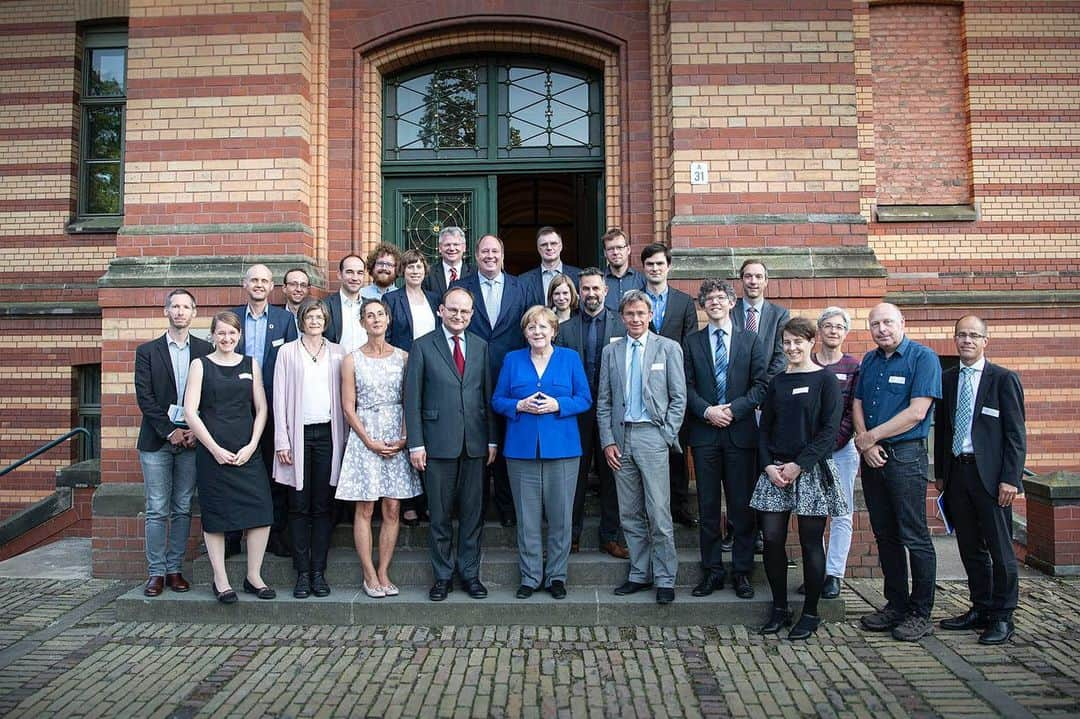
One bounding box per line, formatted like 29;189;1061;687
520;304;559;335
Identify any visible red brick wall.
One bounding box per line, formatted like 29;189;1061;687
870;3;973;205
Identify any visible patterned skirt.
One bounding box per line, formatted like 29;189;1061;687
749;458;849;517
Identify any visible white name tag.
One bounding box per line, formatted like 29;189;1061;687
238;372;253;380
792;386;809;395
609;337;620;343
888;375;906;385
650;363;664;371
272;337;285;347
835;373;847;381
981;406;1000;418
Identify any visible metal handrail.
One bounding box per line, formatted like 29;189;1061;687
0;428;91;477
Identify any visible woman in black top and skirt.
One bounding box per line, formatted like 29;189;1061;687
750;316;846;639
184;311;276;603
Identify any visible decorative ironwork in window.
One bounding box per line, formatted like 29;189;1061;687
499;65;601;158
385;64;485;160
79;29;127;218
399;191;473;266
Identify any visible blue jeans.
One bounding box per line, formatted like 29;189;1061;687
825;439;859;577
860;439;937;618
140;445;197;576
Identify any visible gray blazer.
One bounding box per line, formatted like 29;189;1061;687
596;332;687;453
404;329;495;459
733;297;790;379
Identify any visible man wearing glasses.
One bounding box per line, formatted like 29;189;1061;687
281;268;311;328
601;228;645;312
363;243;402;299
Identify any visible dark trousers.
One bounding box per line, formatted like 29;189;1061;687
287;423;334;573
861;439;937;618
571;406;621;543
693;439;757;576
669;428;690;512
427;452;484;581
945;458;1019;620
484;415;515;521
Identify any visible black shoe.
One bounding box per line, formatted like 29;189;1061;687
613;580;653;596
691;571;725;597
978;620;1014;645
293;573;311;599
673;508;698;528
463;577;488;599
821;575;842;599
429;579;453;601
860;606;904;632
310;571;331;597
788;613;821;640
242;578;276;600
759;606;793;635
939;607;989;631
656;587;675;604
224;537;242;558
401;513;420;527
733;574;754;599
212;582;238;604
548;580;567;600
753;531;764;554
515;584;535;599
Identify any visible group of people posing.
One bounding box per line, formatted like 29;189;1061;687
135;225;1026;645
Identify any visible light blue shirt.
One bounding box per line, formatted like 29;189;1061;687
623;332;650;422
480;273;504;323
167;334;191;424
646;287;668;331
541;263;564;300
708;319;732;361
243;305;268;369
361;284;397;299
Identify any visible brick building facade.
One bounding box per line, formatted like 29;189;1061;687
0;0;1076;577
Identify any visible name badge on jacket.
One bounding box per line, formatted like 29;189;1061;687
888;375;906;385
650;363;664;371
272;337;285;347
981;406;1000;418
792;386;809;395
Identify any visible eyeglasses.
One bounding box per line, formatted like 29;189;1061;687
373;261;396;269
442;308;473;316
285;281;309;289
605;244;628;252
954;332;986;341
819;323;847;332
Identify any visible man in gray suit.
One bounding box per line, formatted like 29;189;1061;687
732;258;790;380
597;290;687;604
405;287;497;602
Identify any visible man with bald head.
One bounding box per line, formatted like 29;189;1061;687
852;302;941;641
231;263;298;557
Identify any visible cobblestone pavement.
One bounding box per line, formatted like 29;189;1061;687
0;578;1077;718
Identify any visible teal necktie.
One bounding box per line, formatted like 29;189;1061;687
952;366;975;455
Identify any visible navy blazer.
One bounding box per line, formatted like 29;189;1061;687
934;360;1027;496
733;297;790;380
491;346;592;460
384;287;441;352
683;323;769;449
422;261;474;297
134;333;213;452
518;264;582;308
451;271;530;375
323;292;345;344
231;303;298;399
649;287;698;344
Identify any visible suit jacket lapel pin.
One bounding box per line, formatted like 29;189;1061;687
269;323;275;330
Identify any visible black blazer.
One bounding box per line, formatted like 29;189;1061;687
934;361;1027;496
385;287;441;352
403;329;496;459
518;264;582;308
650;287;698;344
135;333;213;452
683;324;768;449
230;304;298;399
554;308;625;390
422;261;474;297
451;271;530;376
733;297;790;380
323;292;345;344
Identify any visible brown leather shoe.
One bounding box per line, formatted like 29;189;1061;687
165;573;190;592
144;576;165;597
601;541;630;559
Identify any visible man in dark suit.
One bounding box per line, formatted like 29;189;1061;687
555;267;628;558
134;288;213;597
281;267;310;329
323;254;367;351
732;258;789;380
405;287;497;601
452;234;530;526
934;314;1026;645
518;226;581;308
231;263;298;557
422;226;473;296
640;242;699;528
682;279;768;599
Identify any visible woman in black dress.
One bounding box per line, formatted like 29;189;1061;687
184;311;276;603
750;316;847;639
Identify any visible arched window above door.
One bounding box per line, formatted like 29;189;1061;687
384;57;603;164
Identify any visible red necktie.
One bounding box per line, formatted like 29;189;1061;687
449;266;458;283
452;335;465;376
746;307;758;333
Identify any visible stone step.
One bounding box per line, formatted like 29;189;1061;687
116;576;844;627
192;547;772;588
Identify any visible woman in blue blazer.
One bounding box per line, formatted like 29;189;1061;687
492;305;592;600
384;249;441;353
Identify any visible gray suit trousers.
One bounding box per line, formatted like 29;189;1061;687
614;423;678;588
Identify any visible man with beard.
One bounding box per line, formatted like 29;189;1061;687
363;243;402;299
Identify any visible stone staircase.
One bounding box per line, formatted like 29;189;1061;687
117;505;846;626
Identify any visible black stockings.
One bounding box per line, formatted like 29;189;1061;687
759;511;827;616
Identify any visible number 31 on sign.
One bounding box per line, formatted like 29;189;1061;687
690;162;709;185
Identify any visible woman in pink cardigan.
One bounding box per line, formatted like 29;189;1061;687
273;299;347;599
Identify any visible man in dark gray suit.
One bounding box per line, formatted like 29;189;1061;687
422;226;473;296
683;279;768;599
405;287;497;602
597;290;687;605
555;267;627;558
732;258;789;380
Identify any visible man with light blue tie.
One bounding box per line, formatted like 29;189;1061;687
596;290;686;605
